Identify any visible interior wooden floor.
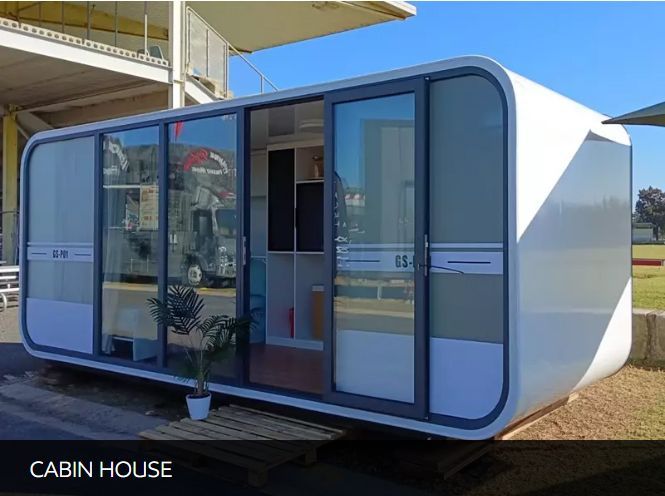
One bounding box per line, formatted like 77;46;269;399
249;344;324;395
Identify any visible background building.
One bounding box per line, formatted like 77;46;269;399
633;222;657;243
0;0;415;263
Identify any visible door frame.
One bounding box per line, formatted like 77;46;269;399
322;77;429;419
158;109;249;383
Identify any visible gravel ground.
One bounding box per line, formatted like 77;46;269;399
0;303;188;420
0;304;44;378
0;302;21;343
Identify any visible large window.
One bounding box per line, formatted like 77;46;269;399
333;93;416;403
27;138;95;305
427;75;505;420
25;137;95;353
101;127;159;363
166;115;238;379
428;75;504;344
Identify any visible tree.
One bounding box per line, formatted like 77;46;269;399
635;187;665;240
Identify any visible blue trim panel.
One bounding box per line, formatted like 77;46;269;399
93;132;102;356
157;122;168;368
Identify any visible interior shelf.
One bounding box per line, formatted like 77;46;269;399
266;252;295;340
256;106;325;350
295;145;324;182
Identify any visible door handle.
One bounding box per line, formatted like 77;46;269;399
421;234;429;276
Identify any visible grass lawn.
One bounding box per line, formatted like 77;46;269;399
633;244;665;259
633;245;665;309
633;266;665;309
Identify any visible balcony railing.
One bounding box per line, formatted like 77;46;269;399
0;2;276;101
185;7;277;99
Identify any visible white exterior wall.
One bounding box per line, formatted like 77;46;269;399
507;71;632;423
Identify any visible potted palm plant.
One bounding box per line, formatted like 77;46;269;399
147;285;250;420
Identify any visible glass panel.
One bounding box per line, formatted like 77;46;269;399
430;274;503;342
28;138;95;245
429;75;504;243
27;138;94;305
101;127;159;363
26;138;95;354
429;75;504;342
427;75;505;420
333;93;415;403
166;115;238;380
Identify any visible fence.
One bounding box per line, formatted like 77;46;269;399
0;265;18;311
0;210;18;265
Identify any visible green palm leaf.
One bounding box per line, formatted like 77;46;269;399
146;285;251;395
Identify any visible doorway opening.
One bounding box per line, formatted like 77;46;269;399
248;100;325;395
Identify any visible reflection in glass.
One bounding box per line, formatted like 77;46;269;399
167;115;238;380
101;127;159;362
333;93;416;403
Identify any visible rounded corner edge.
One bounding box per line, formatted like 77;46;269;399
17;298;40;358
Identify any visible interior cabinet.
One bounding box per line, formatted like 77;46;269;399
263;142;325;348
267;149;295;252
296;182;324;252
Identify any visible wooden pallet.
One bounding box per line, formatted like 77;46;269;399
139;404;346;487
398;394;580;479
398;441;493;480
495;393;579;440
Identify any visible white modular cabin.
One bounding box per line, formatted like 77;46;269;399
19;56;632;440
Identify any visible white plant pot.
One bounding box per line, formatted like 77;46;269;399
186;393;211;420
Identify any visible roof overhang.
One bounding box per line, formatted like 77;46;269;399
188;1;416;53
0;44;167;111
0;16;171;111
4;2;415;54
603;101;665;127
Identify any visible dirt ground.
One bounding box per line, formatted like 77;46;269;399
322;366;665;494
513;365;665;440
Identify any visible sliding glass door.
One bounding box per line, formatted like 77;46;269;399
97;111;246;379
101;127;160;363
324;79;428;418
165;113;243;382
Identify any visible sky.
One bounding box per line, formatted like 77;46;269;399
232;1;665;205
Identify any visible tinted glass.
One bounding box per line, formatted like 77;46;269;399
167;115;238;380
333;93;416;403
27;138;94;305
101;127;159;363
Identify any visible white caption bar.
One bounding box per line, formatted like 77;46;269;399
27;243;93;263
337;249;503;275
430;251;503;275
